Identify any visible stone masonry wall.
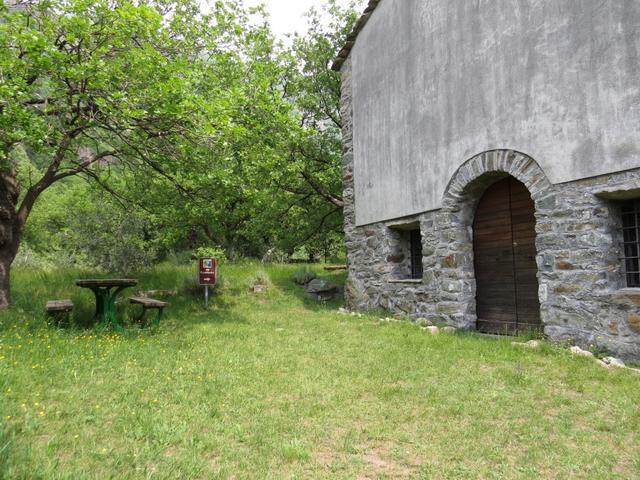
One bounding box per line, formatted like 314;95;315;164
341;56;640;361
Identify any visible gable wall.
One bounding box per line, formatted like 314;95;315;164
352;0;640;225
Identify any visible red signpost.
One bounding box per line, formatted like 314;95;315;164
198;257;217;307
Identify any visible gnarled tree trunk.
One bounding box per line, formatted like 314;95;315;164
0;170;22;308
0;247;18;308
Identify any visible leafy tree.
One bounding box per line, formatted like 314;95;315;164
0;0;270;305
161;0;365;260
111;32;296;260
271;0;363;253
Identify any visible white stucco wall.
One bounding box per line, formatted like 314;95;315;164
351;0;640;225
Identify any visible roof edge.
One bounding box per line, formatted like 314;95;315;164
331;0;382;72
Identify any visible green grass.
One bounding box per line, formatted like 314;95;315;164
1;263;639;479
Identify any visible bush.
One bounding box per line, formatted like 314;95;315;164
248;270;269;293
80;215;157;274
14;242;91;270
293;266;316;285
193;246;227;264
23;181;159;273
252;270;268;286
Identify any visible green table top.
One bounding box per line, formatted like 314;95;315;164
76;279;138;288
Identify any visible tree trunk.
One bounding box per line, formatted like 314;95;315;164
0;249;17;307
0;135;88;307
0;170;22;308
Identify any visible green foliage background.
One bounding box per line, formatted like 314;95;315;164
2;0;365;273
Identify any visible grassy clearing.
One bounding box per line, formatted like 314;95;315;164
1;263;639;479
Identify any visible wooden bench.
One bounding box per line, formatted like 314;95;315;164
323;265;347;271
46;300;74;325
129;297;168;327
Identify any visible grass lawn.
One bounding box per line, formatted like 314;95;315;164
1;263;639;479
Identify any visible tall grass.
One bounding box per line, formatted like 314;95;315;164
1;263;638;479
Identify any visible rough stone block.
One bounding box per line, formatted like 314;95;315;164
440;280;463;293
627;313;640;334
536;194;557;210
553;283;580;295
386;253;405;263
602;356;625;368
555;260;577;270
512;340;541;349
415;317;433;327
437;302;463;315
441;254;462;268
570;346;594;358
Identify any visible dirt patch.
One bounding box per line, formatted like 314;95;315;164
163;446;182;458
357;445;420;479
207;454;220;469
55;449;76;464
314;448;334;468
145;462;158;475
34;434;52;447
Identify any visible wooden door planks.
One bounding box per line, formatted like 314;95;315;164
473;177;541;335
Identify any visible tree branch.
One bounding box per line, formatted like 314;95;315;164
16;126;87;228
300;170;344;208
51;149;117;182
300;206;342;243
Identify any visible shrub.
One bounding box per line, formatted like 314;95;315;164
293;266;316;285
193;246;227;264
248;270;269;292
253;270;268;286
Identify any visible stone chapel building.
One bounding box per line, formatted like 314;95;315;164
332;0;640;360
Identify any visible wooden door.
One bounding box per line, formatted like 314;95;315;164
473;177;541;334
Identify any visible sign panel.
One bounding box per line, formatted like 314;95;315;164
198;257;217;286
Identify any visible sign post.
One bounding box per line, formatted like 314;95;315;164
198;257;217;307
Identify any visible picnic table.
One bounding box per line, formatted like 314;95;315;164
76;279;138;330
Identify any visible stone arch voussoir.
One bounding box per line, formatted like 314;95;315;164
443;150;552;207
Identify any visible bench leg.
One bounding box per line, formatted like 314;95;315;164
132;306;164;328
152;307;164;328
47;311;72;327
134;305;148;325
133;307;163;328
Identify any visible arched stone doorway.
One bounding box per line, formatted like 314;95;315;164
473;176;541;334
437;150;553;331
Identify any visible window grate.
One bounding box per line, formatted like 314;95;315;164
410;229;423;280
621;199;640;287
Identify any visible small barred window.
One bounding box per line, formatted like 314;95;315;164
409;229;423;280
621;199;640;287
388;223;423;281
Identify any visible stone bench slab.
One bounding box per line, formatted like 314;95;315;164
129;297;168;308
46;300;74;312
